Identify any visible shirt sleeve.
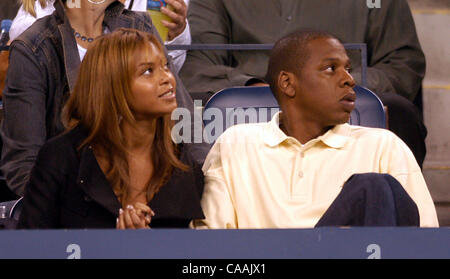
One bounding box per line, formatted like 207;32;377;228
190;141;237;229
381;132;439;227
165;20;191;74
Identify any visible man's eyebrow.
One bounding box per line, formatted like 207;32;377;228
321;57;351;65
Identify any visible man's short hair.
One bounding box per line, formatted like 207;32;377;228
265;30;338;98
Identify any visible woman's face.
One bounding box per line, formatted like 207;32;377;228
129;43;177;120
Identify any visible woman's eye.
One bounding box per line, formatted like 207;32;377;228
163;62;170;70
143;68;153;75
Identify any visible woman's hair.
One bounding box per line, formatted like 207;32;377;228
63;28;187;206
22;0;49;18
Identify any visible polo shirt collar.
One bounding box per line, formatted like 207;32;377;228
263;112;352;149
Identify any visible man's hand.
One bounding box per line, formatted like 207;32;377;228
116;202;155;229
161;0;187;41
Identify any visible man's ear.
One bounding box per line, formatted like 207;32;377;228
278;71;296;98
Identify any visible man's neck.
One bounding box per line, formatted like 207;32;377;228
279;112;332;145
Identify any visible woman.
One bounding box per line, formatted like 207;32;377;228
9;0;190;72
1;0;207;198
17;28;204;229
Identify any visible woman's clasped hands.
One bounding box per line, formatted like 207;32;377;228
116;202;155;229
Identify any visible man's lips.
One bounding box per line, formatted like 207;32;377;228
339;91;356;111
341;92;356;102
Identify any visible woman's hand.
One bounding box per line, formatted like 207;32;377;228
161;0;187;41
116;202;155;229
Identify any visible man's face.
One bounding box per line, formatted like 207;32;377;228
292;37;356;127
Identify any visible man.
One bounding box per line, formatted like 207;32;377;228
191;31;438;229
180;0;427;168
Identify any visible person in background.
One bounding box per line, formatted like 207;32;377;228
180;0;428;169
9;0;190;72
0;0;208;198
191;30;438;229
0;0;20;98
17;28;204;229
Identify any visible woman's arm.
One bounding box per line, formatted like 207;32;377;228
0;40;48;197
16;139;67;229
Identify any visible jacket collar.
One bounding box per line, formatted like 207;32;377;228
263;111;352;149
70;126;122;217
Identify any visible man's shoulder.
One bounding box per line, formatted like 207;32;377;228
348;125;397;139
347;124;406;148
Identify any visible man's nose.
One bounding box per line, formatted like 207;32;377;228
341;69;356;88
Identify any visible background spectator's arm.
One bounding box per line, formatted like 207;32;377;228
364;0;425;101
0;40;48;196
180;0;254;95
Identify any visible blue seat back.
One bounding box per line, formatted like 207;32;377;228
203;85;385;142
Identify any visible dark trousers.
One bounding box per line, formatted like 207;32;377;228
377;92;427;168
315;173;420;227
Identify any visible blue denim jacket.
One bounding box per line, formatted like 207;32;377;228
1;0;208;196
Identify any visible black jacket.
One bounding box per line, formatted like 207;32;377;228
17;125;205;229
1;0;209;197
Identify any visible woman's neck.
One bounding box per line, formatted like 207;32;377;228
121;118;158;157
64;1;113;46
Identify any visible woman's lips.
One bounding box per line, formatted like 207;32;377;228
159;88;176;99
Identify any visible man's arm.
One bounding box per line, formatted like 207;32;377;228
191;142;237;229
380;131;439;227
165;19;190;73
179;0;254;96
364;0;425;101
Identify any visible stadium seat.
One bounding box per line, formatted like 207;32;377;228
0;197;23;229
203;85;386;142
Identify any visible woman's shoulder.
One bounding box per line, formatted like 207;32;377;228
118;8;153;30
13;14;59;50
38;126;87;160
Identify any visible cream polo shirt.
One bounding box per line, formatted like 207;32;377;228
192;112;439;229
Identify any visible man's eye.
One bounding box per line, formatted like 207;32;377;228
325;65;335;72
346;66;353;73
